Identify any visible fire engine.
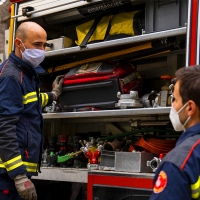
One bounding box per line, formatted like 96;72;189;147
2;0;199;199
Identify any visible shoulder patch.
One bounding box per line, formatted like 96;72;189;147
153;170;167;193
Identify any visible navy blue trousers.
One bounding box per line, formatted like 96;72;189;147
0;189;23;200
0;173;24;200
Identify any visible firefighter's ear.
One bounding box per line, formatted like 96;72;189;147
187;100;196;116
14;38;22;48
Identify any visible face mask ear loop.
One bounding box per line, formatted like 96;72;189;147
20;39;26;51
179;102;190;129
183;116;191;127
177;102;188;114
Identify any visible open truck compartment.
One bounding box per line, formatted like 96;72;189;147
6;0;192;199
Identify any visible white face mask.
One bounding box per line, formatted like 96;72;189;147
20;41;45;68
169;102;191;131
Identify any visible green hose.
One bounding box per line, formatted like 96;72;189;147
100;128;177;141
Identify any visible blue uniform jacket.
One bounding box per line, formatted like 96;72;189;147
150;123;200;200
0;52;53;180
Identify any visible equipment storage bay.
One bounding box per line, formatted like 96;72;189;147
9;0;189;199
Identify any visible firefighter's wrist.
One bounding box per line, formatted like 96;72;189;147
51;91;58;101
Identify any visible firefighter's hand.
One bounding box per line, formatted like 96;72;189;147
52;75;64;100
14;174;37;200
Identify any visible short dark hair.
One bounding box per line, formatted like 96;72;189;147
175;65;200;108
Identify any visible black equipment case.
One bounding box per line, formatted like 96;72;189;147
59;62;142;112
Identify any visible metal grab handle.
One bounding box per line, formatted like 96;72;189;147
11;0;84;19
62;80;114;91
157;0;177;7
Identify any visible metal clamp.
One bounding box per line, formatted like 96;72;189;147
46;43;54;48
44;101;56;113
147;157;161;172
22;7;34;17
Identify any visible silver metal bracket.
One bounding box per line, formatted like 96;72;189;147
22;6;34;17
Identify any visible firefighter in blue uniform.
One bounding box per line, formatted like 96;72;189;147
150;65;200;200
0;21;64;200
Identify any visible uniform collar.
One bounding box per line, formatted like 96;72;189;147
176;122;200;146
9;51;45;76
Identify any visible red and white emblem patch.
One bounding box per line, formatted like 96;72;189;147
153;170;167;193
